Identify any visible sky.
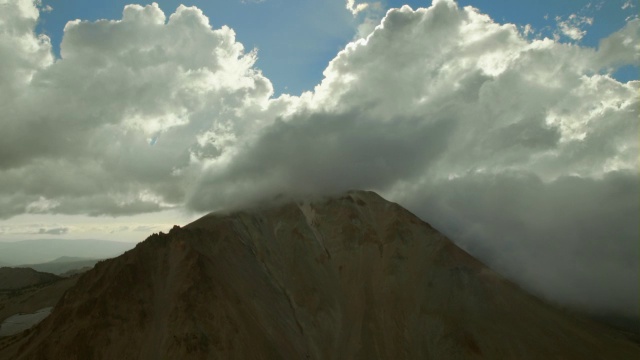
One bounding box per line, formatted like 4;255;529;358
0;0;638;317
33;0;639;94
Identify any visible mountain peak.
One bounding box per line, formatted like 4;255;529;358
2;191;639;359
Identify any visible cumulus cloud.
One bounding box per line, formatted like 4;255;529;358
596;18;640;70
0;0;275;216
0;0;638;317
345;0;384;39
0;0;53;103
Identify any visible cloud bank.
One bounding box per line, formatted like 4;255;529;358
0;0;638;316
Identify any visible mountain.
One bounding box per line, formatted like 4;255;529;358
20;257;103;276
0;239;135;266
0;268;62;291
43;256;90;263
1;191;638;359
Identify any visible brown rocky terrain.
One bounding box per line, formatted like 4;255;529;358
1;190;638;359
0;268;62;291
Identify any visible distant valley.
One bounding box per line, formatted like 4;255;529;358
18;257;104;276
0;272;80;338
0;240;136;339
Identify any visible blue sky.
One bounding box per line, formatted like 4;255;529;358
36;0;639;95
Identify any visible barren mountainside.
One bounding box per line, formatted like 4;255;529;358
1;191;638;359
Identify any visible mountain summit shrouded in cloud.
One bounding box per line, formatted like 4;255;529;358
2;191;639;359
0;0;637;318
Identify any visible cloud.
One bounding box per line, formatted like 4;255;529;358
345;0;383;39
346;0;370;16
0;0;274;216
520;23;534;37
554;13;593;41
596;18;640;70
0;0;53;103
401;171;639;316
0;0;638;317
0;223;68;235
38;227;69;235
35;0;52;13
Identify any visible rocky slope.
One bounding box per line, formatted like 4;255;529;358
1;191;638;359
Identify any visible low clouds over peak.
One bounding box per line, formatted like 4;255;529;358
0;0;637;316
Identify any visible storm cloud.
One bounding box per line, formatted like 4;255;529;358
0;0;637;316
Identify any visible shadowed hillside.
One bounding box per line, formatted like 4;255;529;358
0;268;61;291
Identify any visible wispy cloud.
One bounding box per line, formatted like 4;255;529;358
554;13;593;41
345;0;384;39
346;0;371;16
0;224;69;236
38;227;69;235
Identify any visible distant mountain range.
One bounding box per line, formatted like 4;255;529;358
0;239;135;266
18;257;104;276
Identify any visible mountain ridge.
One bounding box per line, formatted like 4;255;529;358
0;268;62;291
